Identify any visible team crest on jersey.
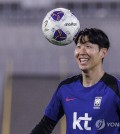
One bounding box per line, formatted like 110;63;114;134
93;97;102;109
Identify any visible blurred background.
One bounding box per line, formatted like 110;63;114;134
0;0;120;134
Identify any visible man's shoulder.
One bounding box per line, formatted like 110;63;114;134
102;73;120;97
57;74;81;89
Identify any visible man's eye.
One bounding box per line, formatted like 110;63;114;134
76;45;81;49
86;45;91;48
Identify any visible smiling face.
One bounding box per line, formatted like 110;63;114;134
74;36;107;72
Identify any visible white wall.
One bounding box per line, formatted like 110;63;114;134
0;17;120;75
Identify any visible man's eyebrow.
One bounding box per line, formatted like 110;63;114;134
77;40;90;44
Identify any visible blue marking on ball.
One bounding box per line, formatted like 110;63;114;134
53;29;67;41
51;11;64;21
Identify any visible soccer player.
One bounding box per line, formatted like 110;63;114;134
30;28;120;134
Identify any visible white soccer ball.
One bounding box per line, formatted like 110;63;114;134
42;8;80;46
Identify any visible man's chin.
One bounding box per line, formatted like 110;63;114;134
80;68;89;73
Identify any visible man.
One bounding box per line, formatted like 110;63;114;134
30;28;120;134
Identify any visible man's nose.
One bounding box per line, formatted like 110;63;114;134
79;46;87;54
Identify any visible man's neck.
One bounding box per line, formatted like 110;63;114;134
82;69;105;87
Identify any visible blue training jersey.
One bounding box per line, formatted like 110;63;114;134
45;73;120;134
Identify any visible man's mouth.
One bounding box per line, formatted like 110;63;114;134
79;58;89;64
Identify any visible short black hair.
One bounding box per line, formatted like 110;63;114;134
74;28;110;50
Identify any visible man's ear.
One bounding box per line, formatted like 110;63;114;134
100;48;108;59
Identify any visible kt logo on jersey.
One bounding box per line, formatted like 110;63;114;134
73;112;92;130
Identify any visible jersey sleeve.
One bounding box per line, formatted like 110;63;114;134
45;86;64;122
116;80;120;111
30;115;57;134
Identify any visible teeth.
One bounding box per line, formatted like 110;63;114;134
80;58;89;63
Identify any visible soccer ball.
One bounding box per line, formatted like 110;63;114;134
42;8;80;46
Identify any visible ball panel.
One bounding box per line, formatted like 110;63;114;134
51;11;64;21
53;29;67;41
